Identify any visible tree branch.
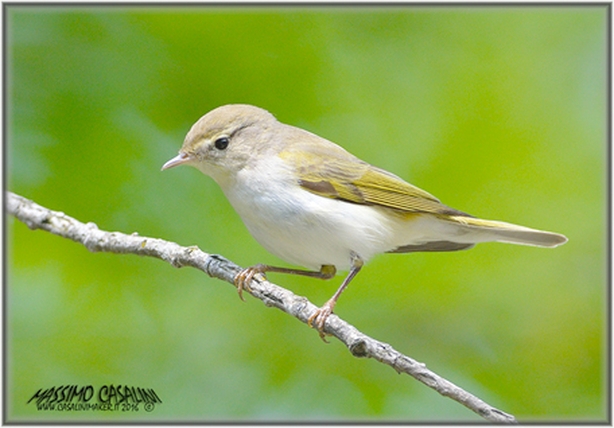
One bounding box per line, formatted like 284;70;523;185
6;191;517;423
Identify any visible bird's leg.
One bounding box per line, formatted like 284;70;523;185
308;252;364;342
234;264;336;301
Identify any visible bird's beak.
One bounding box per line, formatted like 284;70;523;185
161;153;192;171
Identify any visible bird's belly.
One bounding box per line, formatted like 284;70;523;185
225;185;398;271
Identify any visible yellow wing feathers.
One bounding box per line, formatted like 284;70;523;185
285;148;464;216
281;146;567;249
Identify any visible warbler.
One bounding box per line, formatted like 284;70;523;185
162;104;567;339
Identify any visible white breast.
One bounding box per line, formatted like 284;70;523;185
220;156;399;271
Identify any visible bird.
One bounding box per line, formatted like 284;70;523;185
162;104;568;340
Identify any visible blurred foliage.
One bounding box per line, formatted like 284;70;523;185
6;4;607;422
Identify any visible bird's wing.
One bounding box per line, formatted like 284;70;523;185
281;148;468;216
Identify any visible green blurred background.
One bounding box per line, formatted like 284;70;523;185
6;4;607;423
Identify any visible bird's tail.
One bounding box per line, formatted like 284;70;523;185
449;215;568;247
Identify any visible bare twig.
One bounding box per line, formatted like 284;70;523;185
6;191;517;423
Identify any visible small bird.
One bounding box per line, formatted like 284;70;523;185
162;104;567;340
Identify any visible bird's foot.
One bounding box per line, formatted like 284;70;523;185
234;264;267;301
307;300;336;342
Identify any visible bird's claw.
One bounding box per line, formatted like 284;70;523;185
234;264;270;300
307;303;334;342
234;267;260;301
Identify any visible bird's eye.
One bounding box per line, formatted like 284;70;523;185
214;137;229;150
